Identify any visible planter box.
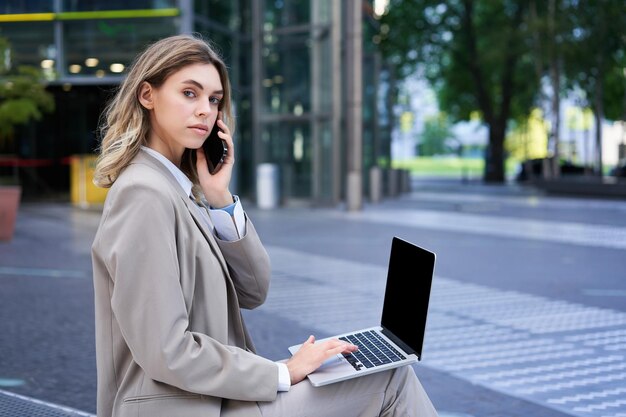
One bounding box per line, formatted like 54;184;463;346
0;185;21;241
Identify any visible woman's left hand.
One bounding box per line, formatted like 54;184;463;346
196;112;235;208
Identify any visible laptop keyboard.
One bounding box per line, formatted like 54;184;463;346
339;330;406;371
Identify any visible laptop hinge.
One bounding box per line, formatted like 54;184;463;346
381;327;419;360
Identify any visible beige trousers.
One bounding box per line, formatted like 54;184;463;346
258;365;438;417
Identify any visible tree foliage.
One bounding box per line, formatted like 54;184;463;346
558;1;625;173
418;113;458;156
0;37;55;145
379;0;626;181
380;0;540;182
562;0;626;122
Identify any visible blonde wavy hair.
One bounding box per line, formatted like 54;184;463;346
93;33;234;189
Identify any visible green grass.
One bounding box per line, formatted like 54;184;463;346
392;156;520;178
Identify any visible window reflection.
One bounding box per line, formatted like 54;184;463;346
195;0;240;30
0;0;178;13
262;33;310;114
63;18;176;77
263;122;311;198
1;22;55;69
264;0;310;27
0;1;53;13
62;0;176;11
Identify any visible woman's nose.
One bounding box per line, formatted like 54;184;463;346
196;101;212;118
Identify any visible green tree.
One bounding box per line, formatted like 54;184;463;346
380;1;540;183
418;113;458;156
526;0;576;176
562;0;626;175
0;37;55;153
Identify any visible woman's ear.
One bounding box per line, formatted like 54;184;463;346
138;81;154;110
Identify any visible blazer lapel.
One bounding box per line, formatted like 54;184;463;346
133;150;247;347
184;198;248;347
133;150;229;275
184;198;232;273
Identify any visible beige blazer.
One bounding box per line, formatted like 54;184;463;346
92;150;277;417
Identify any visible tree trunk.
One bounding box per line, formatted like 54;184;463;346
594;104;603;176
484;120;506;182
550;62;561;177
548;0;561;177
461;0;525;184
594;70;604;176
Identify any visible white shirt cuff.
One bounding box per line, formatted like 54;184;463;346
208;196;247;241
276;362;291;392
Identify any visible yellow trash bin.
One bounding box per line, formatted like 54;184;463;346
70;155;108;207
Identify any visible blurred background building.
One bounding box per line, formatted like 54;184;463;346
0;0;393;206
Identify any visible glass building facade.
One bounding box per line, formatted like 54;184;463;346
0;0;391;205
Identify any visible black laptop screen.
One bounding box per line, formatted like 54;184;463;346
380;237;435;360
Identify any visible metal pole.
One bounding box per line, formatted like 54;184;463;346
373;51;381;167
331;0;342;205
53;0;63;78
311;0;321;203
345;0;362;211
178;0;193;34
251;0;263;191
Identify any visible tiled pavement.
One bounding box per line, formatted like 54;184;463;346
257;245;626;417
1;180;625;417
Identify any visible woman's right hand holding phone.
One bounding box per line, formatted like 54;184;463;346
196;113;235;208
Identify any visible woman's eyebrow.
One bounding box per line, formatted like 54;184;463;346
181;79;224;95
181;79;204;90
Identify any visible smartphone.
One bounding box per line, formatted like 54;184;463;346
202;124;227;174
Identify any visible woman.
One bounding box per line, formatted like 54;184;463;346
92;34;438;417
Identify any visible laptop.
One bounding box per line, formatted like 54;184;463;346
288;236;436;387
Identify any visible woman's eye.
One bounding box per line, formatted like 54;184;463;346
209;96;222;105
183;90;195;98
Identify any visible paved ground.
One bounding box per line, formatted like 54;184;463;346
0;178;625;417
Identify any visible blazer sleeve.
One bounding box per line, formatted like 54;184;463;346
96;179;279;402
214;217;271;310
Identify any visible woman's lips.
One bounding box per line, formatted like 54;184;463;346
189;125;209;135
